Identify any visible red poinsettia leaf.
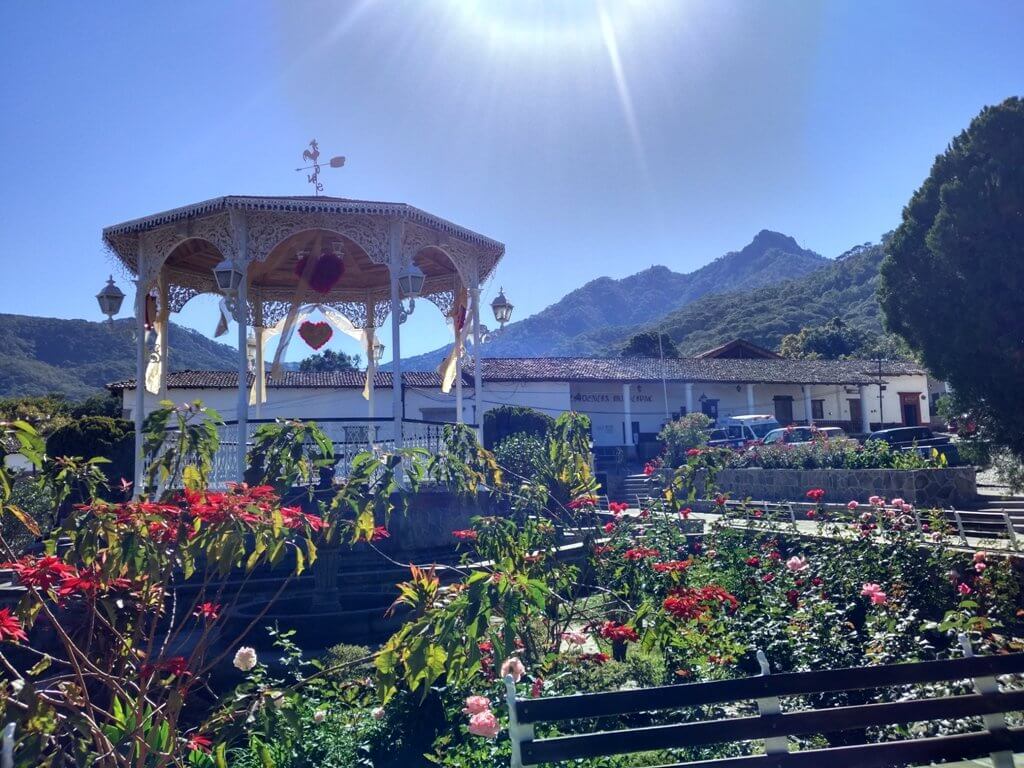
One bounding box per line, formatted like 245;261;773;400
298;321;333;350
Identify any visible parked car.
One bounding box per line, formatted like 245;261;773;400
867;426;959;463
708;415;782;448
761;426;849;446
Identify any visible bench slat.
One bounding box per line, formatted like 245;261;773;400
516;652;1024;724
646;727;1024;768
521;689;1024;763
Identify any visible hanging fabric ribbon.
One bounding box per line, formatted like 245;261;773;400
437;286;470;393
362;327;376;401
249;319;287;406
213;298;232;338
144;293;165;395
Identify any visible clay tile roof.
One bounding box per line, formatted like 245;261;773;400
108;357;924;391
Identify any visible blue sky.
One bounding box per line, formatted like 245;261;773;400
1;1;1022;363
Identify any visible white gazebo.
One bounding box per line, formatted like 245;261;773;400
102;195;505;487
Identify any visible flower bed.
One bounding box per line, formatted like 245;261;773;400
717;465;977;506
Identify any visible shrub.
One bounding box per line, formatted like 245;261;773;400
45;416;134;499
482;406;553;450
659;413;712;467
731;437;945;470
493;432;546;482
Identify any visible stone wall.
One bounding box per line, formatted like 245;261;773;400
717;467;977;508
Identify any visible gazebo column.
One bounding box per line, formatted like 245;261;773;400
365;300;376;449
470;284;483;442
156;270;169;398
132;244;148;497
455;350;464;424
389;221;404;448
235;272;249;481
253;296;264;420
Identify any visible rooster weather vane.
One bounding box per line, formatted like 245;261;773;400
295;139;345;196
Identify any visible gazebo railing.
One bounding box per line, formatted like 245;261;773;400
145;417;471;489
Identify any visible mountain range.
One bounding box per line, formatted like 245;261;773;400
0;314;237;400
399;230;834;368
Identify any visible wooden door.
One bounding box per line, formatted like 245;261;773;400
899;393;921;426
774;396;794;425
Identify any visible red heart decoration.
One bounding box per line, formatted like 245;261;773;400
298;320;333;350
294;251;345;294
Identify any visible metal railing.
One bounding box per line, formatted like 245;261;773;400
144;417;474;489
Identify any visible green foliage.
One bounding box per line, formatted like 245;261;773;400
780;316;869;359
658;413;711;468
481;405;553;450
45;415;134;496
298;348;362;372
620;331;680;358
493;432;546;483
732;437;950;470
247;419;336;494
0;313;237;400
142;401;223;494
879;96;1024;459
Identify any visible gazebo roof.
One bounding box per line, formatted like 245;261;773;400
102;195;505;328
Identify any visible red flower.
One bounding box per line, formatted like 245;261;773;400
530;678;544;698
806;488;826;502
57;572;100;599
0;608;27;642
452;529;478;541
579;652;610;664
608;501;629;515
567;496;598;510
806;509;817;519
592;544;612;556
786;589;799;607
2;555;76;591
762;573;776;584
186;734;213;753
194;602;221;621
643;464;655;476
745;556;761;567
280;506;326;532
680;507;692;520
624;547;660;561
714;495;727;506
602;522;616;534
662;585;738;621
652;560;691;573
811;576;823;587
370;526;390;542
686;448;702;457
752;509;764;519
144;655;190;679
599;621;639;643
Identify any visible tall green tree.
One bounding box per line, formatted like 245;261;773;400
298;349;361;372
621;331;681;358
879;96;1024;457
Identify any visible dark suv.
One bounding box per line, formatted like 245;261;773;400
867;426;959;463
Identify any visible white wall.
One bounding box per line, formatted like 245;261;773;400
119;372;932;441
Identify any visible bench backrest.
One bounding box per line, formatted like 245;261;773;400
505;646;1024;768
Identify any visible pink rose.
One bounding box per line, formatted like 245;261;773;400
891;498;905;508
868;495;884;506
561;631;588;646
861;582;887;605
462;695;491;715
847;501;859;510
468;709;501;739
785;556;808;572
957;583;972;596
973;551;987;563
500;657;526;682
975;562;987;573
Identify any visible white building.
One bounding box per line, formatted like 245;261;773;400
110;340;931;460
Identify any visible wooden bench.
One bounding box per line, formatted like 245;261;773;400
505;640;1024;768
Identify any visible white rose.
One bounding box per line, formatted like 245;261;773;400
313;710;327;723
371;707;385;720
233;646;258;672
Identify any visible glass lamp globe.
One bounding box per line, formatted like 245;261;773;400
96;275;125;324
213;258;245;294
397;263;426;300
491;287;513;327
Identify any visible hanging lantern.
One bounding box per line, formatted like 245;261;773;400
491;287;514;328
96;275;125;325
397;262;426;299
213;258;245;294
372;337;385;362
